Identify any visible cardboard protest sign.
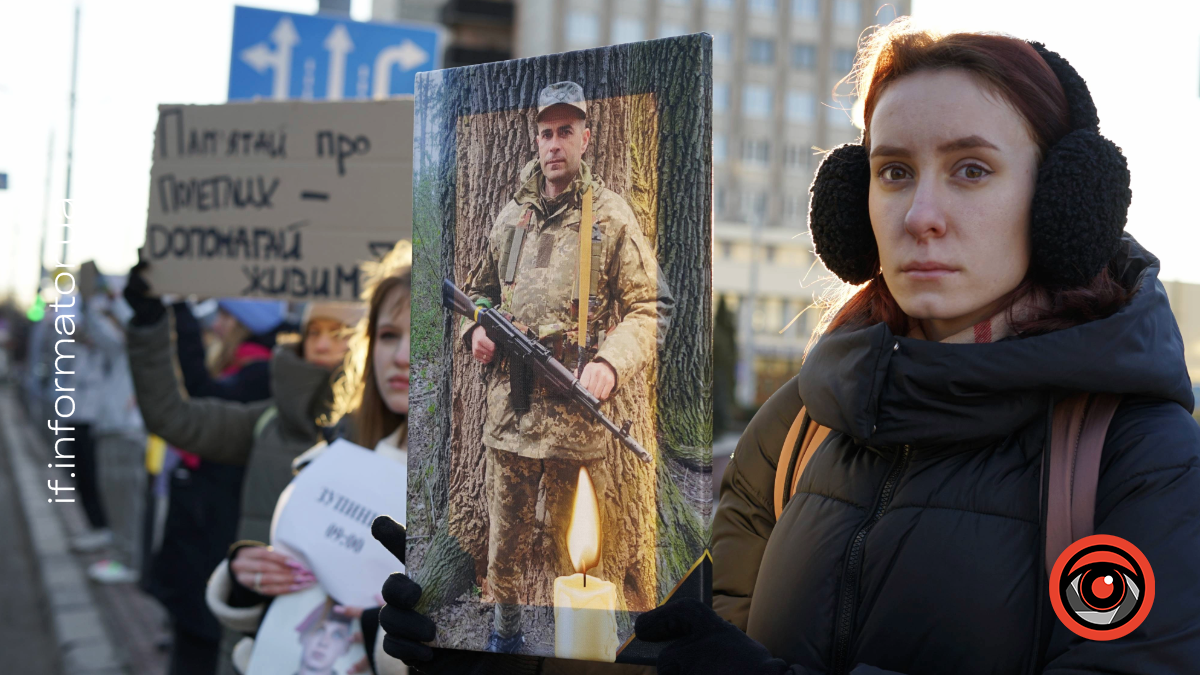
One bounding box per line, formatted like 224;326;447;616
143;99;412;301
270;440;407;608
407;35;713;663
246;585;368;675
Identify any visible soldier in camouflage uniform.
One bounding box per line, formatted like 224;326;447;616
460;81;672;653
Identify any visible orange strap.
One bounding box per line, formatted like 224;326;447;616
773;407;832;520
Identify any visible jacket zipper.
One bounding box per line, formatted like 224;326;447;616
830;444;911;675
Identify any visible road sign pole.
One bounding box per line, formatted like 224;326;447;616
61;4;80;266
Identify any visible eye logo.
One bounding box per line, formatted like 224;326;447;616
1049;534;1154;641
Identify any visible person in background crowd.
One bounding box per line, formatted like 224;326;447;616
204;241;412;675
123;263;362;675
137;293;283;675
628;21;1200;675
66;289;115;554
81;276;148;585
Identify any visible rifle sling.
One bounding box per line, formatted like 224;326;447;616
578;187;593;351
503;209;533;284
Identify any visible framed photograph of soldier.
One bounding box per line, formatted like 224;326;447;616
406;34;713;663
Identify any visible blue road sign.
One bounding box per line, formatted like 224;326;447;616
228;6;442;102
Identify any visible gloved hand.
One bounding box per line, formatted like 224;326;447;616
635;598;790;675
372;516;500;675
124;262;165;327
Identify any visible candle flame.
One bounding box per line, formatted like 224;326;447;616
566;466;601;575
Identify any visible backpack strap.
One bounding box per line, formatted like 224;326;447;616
773;407;832;520
1043;392;1122;576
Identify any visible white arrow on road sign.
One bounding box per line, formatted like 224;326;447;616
324;24;354;101
371;40;429;99
239;17;300;100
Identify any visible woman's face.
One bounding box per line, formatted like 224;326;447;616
299;618;352;672
372;286;411;416
213;309;238;340
304;318;350;369
868;69;1040;340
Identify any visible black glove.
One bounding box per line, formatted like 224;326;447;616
124;262;165;327
371;516;537;675
635;598;790;675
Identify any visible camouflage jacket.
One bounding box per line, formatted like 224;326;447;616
460;159;672;461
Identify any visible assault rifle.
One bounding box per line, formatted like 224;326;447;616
442;279;652;464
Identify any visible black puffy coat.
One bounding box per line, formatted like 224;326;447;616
713;237;1200;675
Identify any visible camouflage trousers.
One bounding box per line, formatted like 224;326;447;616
485;445;612;606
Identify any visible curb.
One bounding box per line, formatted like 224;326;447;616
0;389;129;675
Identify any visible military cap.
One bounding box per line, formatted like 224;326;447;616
537;81;588;120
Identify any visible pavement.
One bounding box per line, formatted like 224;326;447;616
0;386;170;675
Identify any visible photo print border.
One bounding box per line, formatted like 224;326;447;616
407;33;713;664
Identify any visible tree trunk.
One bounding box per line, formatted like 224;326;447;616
409;35;712;650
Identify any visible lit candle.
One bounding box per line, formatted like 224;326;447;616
553;466;619;662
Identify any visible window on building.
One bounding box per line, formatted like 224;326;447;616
765;245;777;263
749;0;778;16
716;186;727;215
714;81;730;114
826;96;855;128
706;0;733;9
833;48;856;74
748;37;775;65
791;43;816;70
784;192;807;226
786;90;815;123
792;0;819;21
783;300;799;335
714;133;728;163
742;84;772;119
713;31;732;62
612;17;644;44
834;0;860;26
721;241;733;259
744;190;769;223
660;21;687;38
566;11;600;47
784;144;810;172
741;138;770;166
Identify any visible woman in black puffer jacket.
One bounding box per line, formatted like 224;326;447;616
631;21;1200;675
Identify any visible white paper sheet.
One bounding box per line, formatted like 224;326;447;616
271;439;407;608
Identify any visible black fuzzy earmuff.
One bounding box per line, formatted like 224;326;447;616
807;42;1132;288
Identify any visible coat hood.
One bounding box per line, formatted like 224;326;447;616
269;346;334;437
798;235;1194;448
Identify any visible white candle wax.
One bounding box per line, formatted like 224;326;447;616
553;572;619;662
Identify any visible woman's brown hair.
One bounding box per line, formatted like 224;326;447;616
818;20;1129;340
328;241;412;449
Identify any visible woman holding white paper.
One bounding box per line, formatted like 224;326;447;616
204;242;414;675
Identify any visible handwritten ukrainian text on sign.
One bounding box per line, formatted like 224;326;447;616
143;99;412;301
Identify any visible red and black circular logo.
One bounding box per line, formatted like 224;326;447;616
1049;534;1154;641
